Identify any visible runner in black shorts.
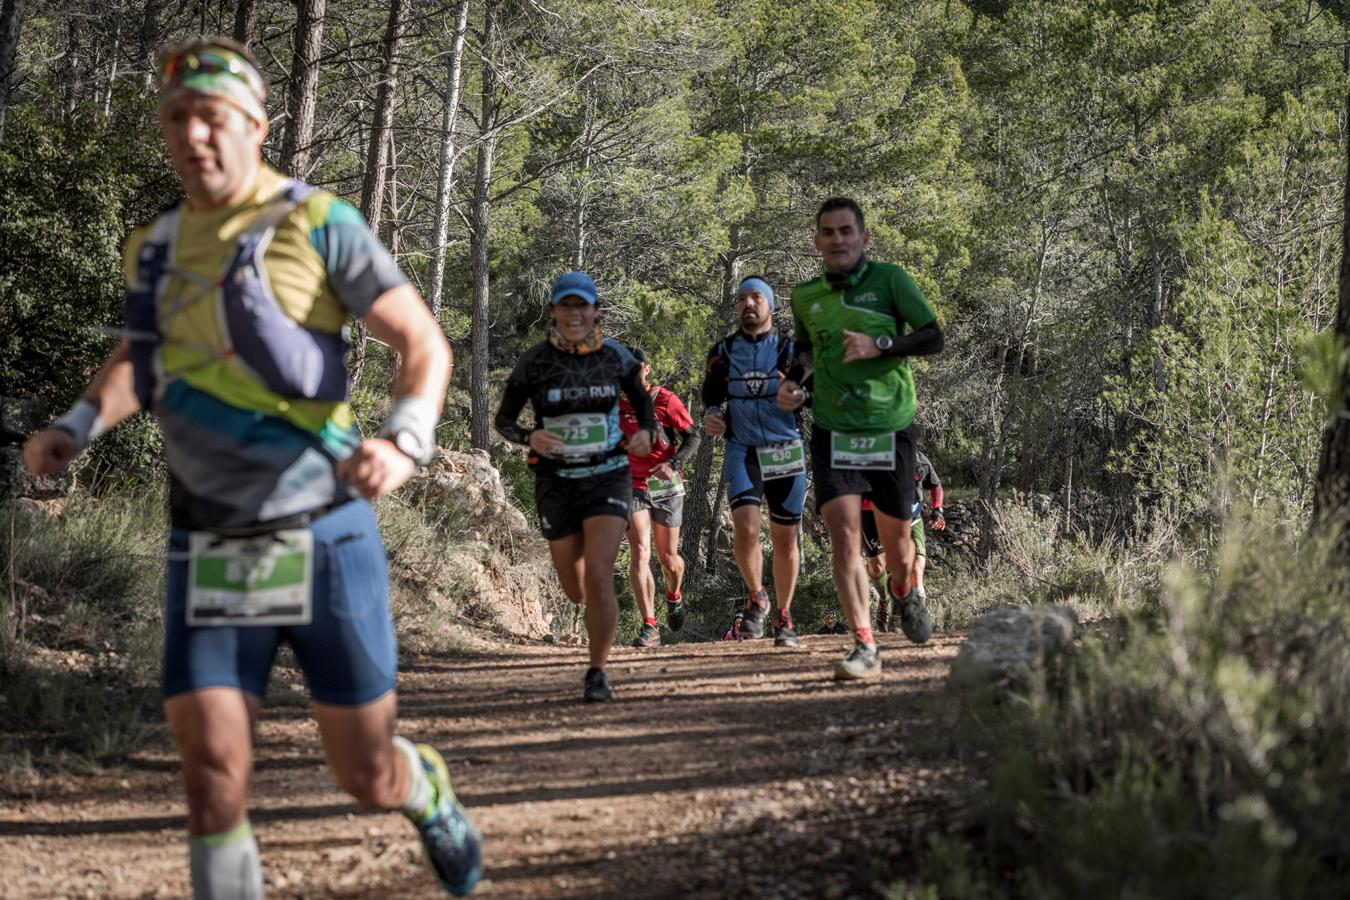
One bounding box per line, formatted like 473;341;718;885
495;271;656;702
779;198;944;680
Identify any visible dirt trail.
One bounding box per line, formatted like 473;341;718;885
0;633;973;899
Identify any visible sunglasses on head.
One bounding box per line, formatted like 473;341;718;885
159;47;262;94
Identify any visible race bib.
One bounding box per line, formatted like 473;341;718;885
756;439;805;480
187;530;314;626
543;412;609;458
830;431;896;470
648;471;685;500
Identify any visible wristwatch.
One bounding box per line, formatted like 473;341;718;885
391;429;432;466
874;335;894;353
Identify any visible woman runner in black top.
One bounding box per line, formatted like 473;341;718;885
495;271;656;702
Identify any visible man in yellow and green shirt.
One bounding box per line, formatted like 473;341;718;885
25;36;480;898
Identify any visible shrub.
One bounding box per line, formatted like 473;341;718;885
912;511;1350;898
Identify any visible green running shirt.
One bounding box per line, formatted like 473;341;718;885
790;260;936;434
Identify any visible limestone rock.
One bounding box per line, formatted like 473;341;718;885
0;446;73;500
0;397;48;442
952;603;1077;683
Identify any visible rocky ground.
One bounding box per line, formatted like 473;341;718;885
0;632;976;899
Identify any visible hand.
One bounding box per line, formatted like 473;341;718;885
527;429;565;456
336;438;417;498
841;330;882;363
777;378;807;411
931;509;946;531
625;429;653;458
23;429;78;476
652;462;675;481
704;409;726;437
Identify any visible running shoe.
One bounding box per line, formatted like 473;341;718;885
412;744;483;896
874;585;891;632
773;612;798;647
895;586;932;645
583;666;613;702
632;622;661;648
833;642;881;681
740;592;769;639
666;599;687;632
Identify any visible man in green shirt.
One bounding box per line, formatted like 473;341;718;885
778;198;944;680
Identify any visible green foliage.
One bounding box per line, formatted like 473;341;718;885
0;491;166;771
925;512;1350;898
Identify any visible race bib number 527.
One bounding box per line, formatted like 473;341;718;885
830;431;896;470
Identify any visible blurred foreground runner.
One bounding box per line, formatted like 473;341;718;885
23;36;480;898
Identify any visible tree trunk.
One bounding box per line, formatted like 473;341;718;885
468;0;499;451
426;0;471;318
680;438;715;574
233;0;258;45
681;223;744;571
279;0;325;178
571;96;594;269
138;0;162;90
62;18;79;121
358;0;407;233
101;12;120;117
0;0;22;146
979;218;1051;563
703;475;726;575
1313;81;1350;563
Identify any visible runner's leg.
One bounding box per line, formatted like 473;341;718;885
166;688;260;835
820;495;870;635
872;506;916;598
652;521;684;599
548;532;587;605
731;503;764;595
166;688;264;900
626;508;656;623
582;513;627;670
768;520;799;614
312;692;405;809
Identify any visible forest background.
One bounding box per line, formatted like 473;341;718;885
4;0;1350;896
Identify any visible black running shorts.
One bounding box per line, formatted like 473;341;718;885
535;465;632;541
809;424;917;520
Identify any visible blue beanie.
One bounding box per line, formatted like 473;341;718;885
737;276;775;311
551;271;598;305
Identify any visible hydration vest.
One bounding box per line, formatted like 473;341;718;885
123;180;350;411
718;330;800;447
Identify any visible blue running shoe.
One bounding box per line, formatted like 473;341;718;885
414;743;483;896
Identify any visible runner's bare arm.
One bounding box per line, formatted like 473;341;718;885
363;284;452;406
23;340;139;475
619;361;656;457
338;284;450;497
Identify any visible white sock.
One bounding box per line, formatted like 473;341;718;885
188;819;263;900
394;735;434;821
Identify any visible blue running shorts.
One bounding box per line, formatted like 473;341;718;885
723;440;805;525
162;499;397;706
